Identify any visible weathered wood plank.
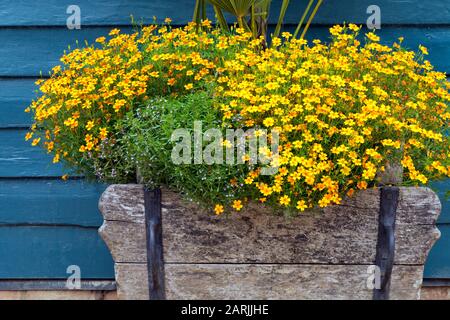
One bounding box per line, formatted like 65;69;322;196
99;184;145;223
0;179;106;227
110;262;424;300
114;263;149;300
0;226;114;279
1;27;450;77
98;220;146;264
0;0;448;26
164;264;423;300
99;186;441;265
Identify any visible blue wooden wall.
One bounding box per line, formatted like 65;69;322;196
0;0;448;280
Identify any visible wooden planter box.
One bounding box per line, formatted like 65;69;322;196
99;184;441;300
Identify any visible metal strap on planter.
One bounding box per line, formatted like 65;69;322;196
373;186;399;300
143;187;166;300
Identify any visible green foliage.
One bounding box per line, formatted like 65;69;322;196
122;91;251;207
192;0;324;42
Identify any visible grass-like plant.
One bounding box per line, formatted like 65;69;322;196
192;0;323;42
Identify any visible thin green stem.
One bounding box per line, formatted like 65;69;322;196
300;0;323;40
293;0;314;39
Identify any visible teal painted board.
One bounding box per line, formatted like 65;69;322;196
0;0;449;26
0;0;206;26
0;27;130;77
0;79;36;127
0;179;107;227
299;26;450;74
1;26;450;77
424;224;450;279
271;0;450;24
0;129;65;177
430;180;450;224
0;226;114;279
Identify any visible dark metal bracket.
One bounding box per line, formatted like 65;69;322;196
143;187;166;300
373;186;399;300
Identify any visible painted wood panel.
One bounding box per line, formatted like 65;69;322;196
424;224;450;279
0;0;448;26
0;129;66;177
1;26;450;77
0;179;106;227
0;27;131;77
430;180;450;223
0;79;36;127
0;226;114;278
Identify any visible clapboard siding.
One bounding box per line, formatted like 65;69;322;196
0;129;65;177
0;226;114;278
424;225;450;279
0;27;131;77
1;26;450;77
0;79;37;127
0;0;448;26
430;180;450;223
0;179;106;227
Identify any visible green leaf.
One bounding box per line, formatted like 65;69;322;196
273;0;290;38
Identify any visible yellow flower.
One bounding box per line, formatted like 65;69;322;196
348;24;360;32
366;32;380;42
263;117;275;127
201;19;212;27
25;132;33;141
109;28;120;36
232;200;243;211
113;99;126;113
31;138;41;146
99;127;108;140
214;204;224;215
296;200;307;211
95;37;106;43
419;45;428;55
86;120;95;131
279;195;290;206
184;83;193;90
52;153;60;164
244;176;253;184
164;18;172;24
61;174;69;181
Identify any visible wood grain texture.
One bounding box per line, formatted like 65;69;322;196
165;264;424;300
99;185;440;265
110;262;424;300
114;263;149;300
99;185;440;299
0;0;448;26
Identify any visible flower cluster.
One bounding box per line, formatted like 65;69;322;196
26;21;252;180
27;21;450;215
215;24;450;212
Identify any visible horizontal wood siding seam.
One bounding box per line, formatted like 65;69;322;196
0;26;450;77
0;280;116;291
1;0;449;25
